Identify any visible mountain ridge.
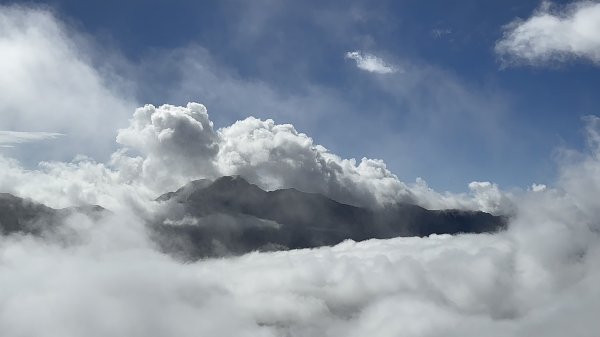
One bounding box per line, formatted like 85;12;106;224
0;193;107;236
152;176;507;258
0;177;507;259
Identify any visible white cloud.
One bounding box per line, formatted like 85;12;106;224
114;103;220;191
496;1;600;66
345;51;399;74
112;103;416;207
0;131;63;147
108;102;514;212
214;116;415;207
530;183;547;192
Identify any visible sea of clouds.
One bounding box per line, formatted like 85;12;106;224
1;123;599;335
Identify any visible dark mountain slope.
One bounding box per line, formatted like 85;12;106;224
0;193;106;236
153;176;507;258
0;177;506;259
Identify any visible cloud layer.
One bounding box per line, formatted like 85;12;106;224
496;1;600;66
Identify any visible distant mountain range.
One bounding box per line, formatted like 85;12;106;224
0;192;105;236
151;176;507;258
0;176;507;259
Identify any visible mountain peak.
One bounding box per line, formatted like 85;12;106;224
152;177;508;258
211;175;251;186
156;178;213;202
192;175;265;200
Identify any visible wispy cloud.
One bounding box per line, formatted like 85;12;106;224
0;131;63;147
0;5;135;158
496;1;600;66
431;28;452;39
345;50;399;74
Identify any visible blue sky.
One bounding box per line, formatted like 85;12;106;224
3;0;600;192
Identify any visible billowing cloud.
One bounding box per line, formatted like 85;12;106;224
112;102;415;207
345;51;399;74
109;102;513;212
0;131;63;147
496;1;600;66
114;103;220;191
215;117;414;207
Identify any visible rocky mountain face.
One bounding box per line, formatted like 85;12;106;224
151;176;507;258
0;193;106;236
0;193;56;235
0;177;507;259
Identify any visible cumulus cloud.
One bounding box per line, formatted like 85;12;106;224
112;102;415;207
215;117;415;207
114;103;220;190
496;1;600;66
108;102;514;212
345;51;399;74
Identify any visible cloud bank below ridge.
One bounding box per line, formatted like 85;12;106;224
1;114;600;335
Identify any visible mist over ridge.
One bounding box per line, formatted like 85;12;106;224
1;175;506;259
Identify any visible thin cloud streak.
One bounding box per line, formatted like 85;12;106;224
0;131;64;146
345;50;399;74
